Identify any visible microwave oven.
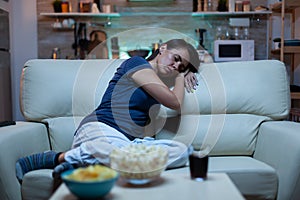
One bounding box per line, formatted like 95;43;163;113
214;40;254;62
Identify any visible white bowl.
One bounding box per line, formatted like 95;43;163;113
110;144;168;184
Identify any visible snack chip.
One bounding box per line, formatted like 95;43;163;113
66;165;117;182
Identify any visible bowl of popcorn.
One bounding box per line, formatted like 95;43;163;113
61;165;118;199
109;144;168;185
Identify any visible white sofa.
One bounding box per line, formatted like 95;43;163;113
0;59;300;200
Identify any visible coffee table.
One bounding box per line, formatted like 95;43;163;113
50;167;245;200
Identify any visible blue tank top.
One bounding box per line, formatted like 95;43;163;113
78;56;159;140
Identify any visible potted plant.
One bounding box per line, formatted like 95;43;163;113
52;0;62;13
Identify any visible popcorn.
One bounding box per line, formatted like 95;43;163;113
109;144;168;180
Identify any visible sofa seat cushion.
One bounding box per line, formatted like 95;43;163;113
210;156;277;200
22;169;53;200
22;157;277;200
43;117;83;152
156;114;270;156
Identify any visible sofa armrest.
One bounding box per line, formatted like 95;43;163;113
254;121;300;200
0;121;50;200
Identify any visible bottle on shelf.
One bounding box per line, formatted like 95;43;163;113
228;0;235;12
61;0;70;13
78;0;93;12
111;37;119;59
235;1;243;12
243;1;250;12
203;0;208;11
217;0;228;12
51;48;61;59
233;27;240;40
93;0;103;12
243;27;249;40
197;0;203;12
215;26;224;40
52;0;62;13
207;0;214;11
193;0;198;12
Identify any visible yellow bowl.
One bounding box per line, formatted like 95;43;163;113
61;165;118;198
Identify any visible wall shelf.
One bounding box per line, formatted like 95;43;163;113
192;11;272;17
120;12;191;16
40;12;121;19
271;46;300;54
40;11;272;19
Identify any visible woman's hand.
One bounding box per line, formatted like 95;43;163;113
184;71;198;93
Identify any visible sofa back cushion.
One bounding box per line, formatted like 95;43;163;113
157;114;270;155
21;59;125;151
156;60;291;155
181;60;290;119
21;59;124;121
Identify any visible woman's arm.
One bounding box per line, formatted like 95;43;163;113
131;68;185;110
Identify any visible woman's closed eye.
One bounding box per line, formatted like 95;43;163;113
174;55;188;72
174;54;182;62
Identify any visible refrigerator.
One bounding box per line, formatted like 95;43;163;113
0;5;12;121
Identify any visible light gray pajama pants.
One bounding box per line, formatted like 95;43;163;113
64;122;191;169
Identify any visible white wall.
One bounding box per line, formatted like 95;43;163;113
10;0;38;120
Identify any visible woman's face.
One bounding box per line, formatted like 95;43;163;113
156;45;190;77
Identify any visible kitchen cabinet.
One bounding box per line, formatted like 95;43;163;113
40;12;120;58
